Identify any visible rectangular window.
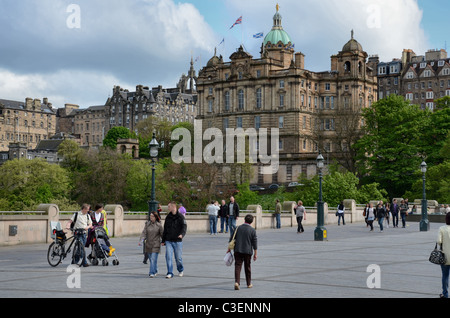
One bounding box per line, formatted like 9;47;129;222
236;117;242;128
255;116;261;129
279;116;284;129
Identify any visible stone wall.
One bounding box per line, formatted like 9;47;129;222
0;200;446;246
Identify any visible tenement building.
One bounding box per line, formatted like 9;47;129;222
0;97;56;152
375;48;450;111
196;6;378;186
402;49;450;111
105;60;198;133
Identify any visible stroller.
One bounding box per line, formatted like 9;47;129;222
88;227;119;266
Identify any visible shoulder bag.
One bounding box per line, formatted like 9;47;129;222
228;226;240;250
429;243;447;265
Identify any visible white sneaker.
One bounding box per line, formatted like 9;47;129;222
149;274;155;278
179;272;184;277
166;274;173;279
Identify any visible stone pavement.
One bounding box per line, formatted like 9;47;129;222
0;221;446;299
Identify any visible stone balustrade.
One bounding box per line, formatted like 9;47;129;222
0;200;446;246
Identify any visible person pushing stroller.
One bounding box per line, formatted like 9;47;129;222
86;204;115;256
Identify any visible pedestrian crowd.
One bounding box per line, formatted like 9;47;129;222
63;196;450;297
363;199;412;232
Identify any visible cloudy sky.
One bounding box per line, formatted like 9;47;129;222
0;0;447;108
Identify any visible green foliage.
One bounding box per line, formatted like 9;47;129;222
0;159;71;211
354;95;431;198
234;183;259;210
103;126;136;149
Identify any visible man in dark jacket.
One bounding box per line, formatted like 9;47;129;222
228;196;240;236
162;201;187;278
219;200;229;233
375;201;386;232
228;214;258;290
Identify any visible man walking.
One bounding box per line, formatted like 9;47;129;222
228;214;258;290
391;199;399;228
162;201;187;278
228;196;240;235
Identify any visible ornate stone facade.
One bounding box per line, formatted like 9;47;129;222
196;7;377;186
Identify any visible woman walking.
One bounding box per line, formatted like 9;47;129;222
228;214;258;290
375;202;386;232
437;213;450;298
400;199;408;228
366;203;376;232
295;201;306;233
139;211;164;277
337;201;345;226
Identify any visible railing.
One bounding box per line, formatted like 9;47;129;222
0;211;46;215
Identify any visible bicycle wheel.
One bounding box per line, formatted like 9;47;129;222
71;239;84;266
47;242;63;267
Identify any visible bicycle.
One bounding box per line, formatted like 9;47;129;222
47;228;86;267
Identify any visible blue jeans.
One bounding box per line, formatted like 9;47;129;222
165;241;184;276
74;232;87;265
229;215;237;235
209;215;217;234
338;213;345;225
441;265;450;298
400;213;407;227
147;252;159;275
275;214;281;228
220;217;228;233
378;217;384;231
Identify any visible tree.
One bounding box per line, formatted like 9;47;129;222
71;148;133;207
136;117;174;158
0;159;71;211
420;96;450;166
354;95;430;198
103;126;136;149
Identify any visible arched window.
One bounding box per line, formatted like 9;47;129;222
344;61;351;73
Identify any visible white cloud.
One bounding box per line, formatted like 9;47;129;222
0;68;131;107
0;0;217;107
223;0;429;70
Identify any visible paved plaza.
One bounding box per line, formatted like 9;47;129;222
0;221;446;300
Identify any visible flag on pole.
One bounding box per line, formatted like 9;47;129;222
229;16;242;29
253;32;264;39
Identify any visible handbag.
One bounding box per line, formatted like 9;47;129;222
429;243;447;265
224;251;234;266
228;226;239;250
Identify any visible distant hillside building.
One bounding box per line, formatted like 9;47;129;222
0;97;56;152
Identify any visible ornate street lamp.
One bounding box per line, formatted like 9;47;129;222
420;160;430;232
314;153;327;241
148;132;159;219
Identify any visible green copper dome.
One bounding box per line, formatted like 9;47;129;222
263;7;292;46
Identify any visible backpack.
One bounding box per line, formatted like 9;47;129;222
70;212;78;231
70;212;91;231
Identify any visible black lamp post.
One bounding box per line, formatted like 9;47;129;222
148;132;159;219
420;160;430;232
314;153;327;241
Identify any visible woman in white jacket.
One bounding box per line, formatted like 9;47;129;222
437;213;450;298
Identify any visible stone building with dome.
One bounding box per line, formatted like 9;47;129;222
196;5;378;186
